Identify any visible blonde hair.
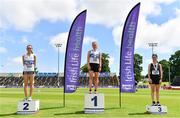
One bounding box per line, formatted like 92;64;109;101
26;45;33;54
92;41;97;45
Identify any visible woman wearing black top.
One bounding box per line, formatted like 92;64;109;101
148;54;163;106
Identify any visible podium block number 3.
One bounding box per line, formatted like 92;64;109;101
23;103;29;110
91;96;97;106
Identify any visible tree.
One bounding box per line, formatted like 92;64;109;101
101;53;110;72
81;52;110;73
169;50;180;82
80;64;88;73
134;53;143;82
159;59;170;82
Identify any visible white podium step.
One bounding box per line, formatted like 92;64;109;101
84;93;104;114
146;105;167;114
17;100;40;114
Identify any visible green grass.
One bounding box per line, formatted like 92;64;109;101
0;88;180;118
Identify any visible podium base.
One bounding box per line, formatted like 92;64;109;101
84;93;104;114
84;108;104;114
17;111;39;115
146;105;167;114
17;100;40;115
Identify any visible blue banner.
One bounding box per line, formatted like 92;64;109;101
119;3;140;92
64;10;87;93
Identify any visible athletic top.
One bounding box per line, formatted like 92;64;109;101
23;53;35;72
150;63;161;79
89;50;100;64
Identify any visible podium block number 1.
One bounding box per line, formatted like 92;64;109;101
91;96;97;106
23;103;29;110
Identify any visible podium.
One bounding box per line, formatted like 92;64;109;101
17;100;40;114
146;105;167;114
84;94;104;114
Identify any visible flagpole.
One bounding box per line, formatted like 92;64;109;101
119;76;121;108
63;77;65;107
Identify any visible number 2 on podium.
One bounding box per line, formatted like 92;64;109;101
91;96;97;106
23;103;29;110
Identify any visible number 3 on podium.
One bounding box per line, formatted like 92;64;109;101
91;96;97;106
158;107;162;112
23;103;29;110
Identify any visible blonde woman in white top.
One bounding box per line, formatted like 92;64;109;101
87;42;102;94
22;45;36;101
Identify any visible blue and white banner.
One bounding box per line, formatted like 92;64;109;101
64;10;87;93
119;3;140;92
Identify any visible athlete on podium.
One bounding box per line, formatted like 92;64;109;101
87;42;102;94
22;45;37;101
148;54;163;106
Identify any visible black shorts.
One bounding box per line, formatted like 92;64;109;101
89;63;99;72
151;77;160;84
23;71;35;75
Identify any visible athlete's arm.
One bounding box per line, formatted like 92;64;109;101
148;64;152;83
22;55;25;66
99;53;102;67
34;55;37;68
159;64;163;80
99;53;102;71
87;51;90;70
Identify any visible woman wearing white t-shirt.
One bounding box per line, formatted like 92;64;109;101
87;42;102;94
22;45;36;101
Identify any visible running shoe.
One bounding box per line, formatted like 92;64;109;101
94;90;98;94
152;101;156;106
27;97;32;101
156;102;161;106
89;90;92;94
23;97;28;101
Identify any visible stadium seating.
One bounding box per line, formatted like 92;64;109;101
0;72;119;88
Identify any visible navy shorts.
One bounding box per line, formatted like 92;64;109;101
89;63;100;72
23;71;35;75
151;78;160;84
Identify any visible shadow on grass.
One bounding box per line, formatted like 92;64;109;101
128;112;150;115
54;111;84;115
0;106;64;117
105;107;121;110
54;107;121;115
0;112;17;117
40;106;64;110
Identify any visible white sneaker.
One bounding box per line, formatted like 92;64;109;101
27;97;32;101
23;97;28;101
94;90;98;94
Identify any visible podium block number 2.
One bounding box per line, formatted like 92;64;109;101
91;96;97;106
23;103;29;110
